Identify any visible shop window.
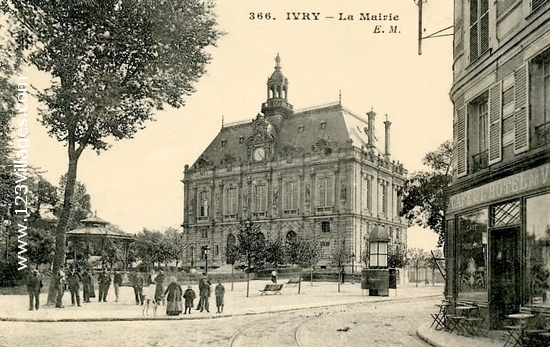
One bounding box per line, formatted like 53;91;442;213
457;209;488;301
526;193;550;307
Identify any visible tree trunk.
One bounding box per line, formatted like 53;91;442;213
246;254;250;297
231;263;234;291
47;154;79;305
298;267;302;294
415;266;419;287
338;270;341;293
310;267;313;286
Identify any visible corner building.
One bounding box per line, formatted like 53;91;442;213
448;0;550;328
182;55;408;271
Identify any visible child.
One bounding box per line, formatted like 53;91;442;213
183;285;196;314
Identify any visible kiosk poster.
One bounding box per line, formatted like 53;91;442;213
1;0;454;345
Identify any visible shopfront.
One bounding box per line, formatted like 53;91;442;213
446;162;550;329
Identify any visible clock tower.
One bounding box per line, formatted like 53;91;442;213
261;54;293;118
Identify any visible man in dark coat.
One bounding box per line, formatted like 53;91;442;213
132;271;145;305
67;267;82;306
215;281;225;313
27;269;43;310
183;285;196;314
81;268;94;302
97;268;111;302
200;275;211;313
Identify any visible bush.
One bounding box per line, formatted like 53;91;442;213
0;260;25;287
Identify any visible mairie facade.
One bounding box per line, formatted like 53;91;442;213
182;56;408;271
448;0;550;328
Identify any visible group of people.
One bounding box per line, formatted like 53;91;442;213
27;267;227;316
27;266;124;310
162;273;225;316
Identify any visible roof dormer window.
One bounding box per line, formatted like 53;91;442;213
299;125;304;133
239;136;245;144
221;140;227;147
320;121;326;129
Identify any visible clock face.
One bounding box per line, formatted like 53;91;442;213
253;147;266;162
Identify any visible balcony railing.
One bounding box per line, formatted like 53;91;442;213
472;150;489;173
535;122;550;148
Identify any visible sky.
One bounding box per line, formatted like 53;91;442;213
12;0;453;251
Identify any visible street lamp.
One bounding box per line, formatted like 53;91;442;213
203;245;210;275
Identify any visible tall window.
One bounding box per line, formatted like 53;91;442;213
469;0;489;62
531;51;550;148
526;194;550;307
283;180;298;213
318;176;334;211
224;187;238;218
253;184;267;215
457;209;488;301
199;191;209;219
381;181;387;215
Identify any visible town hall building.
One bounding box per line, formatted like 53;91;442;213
182;55;408;271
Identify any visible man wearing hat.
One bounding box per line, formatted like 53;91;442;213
26;269;43;310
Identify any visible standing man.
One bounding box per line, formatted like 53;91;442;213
27;269;43;310
200;274;211;313
113;270;123;303
97;268;111;302
215;280;225;313
67;267;82;307
132;271;144;305
55;267;66;308
81;268;93;303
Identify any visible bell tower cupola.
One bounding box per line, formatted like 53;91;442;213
261;54;293;117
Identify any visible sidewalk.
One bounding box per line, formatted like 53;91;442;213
1;279;506;346
417;323;505;347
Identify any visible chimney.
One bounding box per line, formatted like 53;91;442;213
366;109;376;149
384;115;391;157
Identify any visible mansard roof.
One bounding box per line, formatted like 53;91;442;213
190;102;385;171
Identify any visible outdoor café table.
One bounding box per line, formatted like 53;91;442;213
431;302;452;330
505;313;535;347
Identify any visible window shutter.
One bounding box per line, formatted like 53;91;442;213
457;106;468;177
514;64;529;154
488;82;502;165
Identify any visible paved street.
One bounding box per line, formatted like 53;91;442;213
0;295;438;347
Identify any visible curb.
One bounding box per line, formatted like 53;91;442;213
416;323;445;347
0;294;441;323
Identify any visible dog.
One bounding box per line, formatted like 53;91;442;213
142;297;151;316
152;297;162;317
142;296;162;316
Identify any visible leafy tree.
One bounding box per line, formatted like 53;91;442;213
162;227;186;268
388;243;407;269
264;238;285;268
330;238;351;293
286;234;322;293
407;247;430;287
226;235;239;291
133;229;167;271
400;141;452;246
54;174;92;231
0;16;24;222
237;220;266;297
5;0;221;302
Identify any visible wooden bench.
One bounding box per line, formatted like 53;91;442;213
286;278;301;286
259;284;283;295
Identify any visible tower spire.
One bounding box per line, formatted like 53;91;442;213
262;54;293;117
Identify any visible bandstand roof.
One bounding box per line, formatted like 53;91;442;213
67;216;134;241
